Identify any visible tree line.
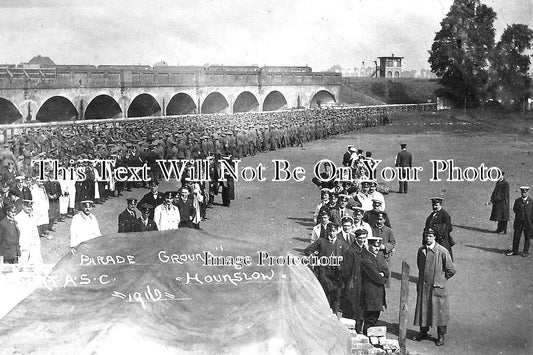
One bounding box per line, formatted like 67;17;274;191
429;0;533;110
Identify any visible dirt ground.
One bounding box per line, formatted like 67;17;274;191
1;109;532;354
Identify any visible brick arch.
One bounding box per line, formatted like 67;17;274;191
263;90;288;111
309;90;336;108
233;91;259;113
201;92;229;114
0;97;23;124
36;96;78;122
127;93;161;118
167;93;197;115
85;94;122;120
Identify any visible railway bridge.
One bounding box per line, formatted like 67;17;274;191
0;64;341;123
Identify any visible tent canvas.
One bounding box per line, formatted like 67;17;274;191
0;229;351;354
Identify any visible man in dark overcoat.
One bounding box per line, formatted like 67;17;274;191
489;172;510;234
44;173;62;232
371;212;395;288
174;187;195;229
1;160;17;186
425;197;454;260
10;176;32;201
0;204;21;264
363;199;391;228
118;198;141;233
137;203;158;232
340;228;367;333
220;156;235;207
394;143;412;194
0;183;10;221
360;235;388;335
342;145;354;167
506;186;533;257
414;228;456;346
305;224;347;314
137;181;165;222
207;156;219;206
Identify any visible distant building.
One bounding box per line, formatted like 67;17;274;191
420;69;437;79
341;67;356;77
378;54;402;78
401;70;417;78
23;55;55;68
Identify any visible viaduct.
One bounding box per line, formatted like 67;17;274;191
0;65;341;124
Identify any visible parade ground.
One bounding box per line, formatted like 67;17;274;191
2;110;532;354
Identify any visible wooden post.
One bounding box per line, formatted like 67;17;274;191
398;260;410;353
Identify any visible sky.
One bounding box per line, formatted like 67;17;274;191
0;0;531;71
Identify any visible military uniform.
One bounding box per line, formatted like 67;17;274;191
425;200;454;260
118;198;142;233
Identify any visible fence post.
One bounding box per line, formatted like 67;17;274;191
399;260;410;353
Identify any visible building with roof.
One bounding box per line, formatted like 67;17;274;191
378;55;403;78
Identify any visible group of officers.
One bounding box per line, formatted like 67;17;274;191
303;146;458;347
68;156;237;252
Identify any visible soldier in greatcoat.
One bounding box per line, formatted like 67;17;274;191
414;228;456;346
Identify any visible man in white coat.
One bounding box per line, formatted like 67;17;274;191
356;180;374;212
29;179;50;239
15;199;43;265
70;200;102;253
153;191;181;231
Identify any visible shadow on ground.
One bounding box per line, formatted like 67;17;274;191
453;224;494;234
465;244;509;255
287;217;315;228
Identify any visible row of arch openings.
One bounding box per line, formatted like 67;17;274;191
0;90;335;123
